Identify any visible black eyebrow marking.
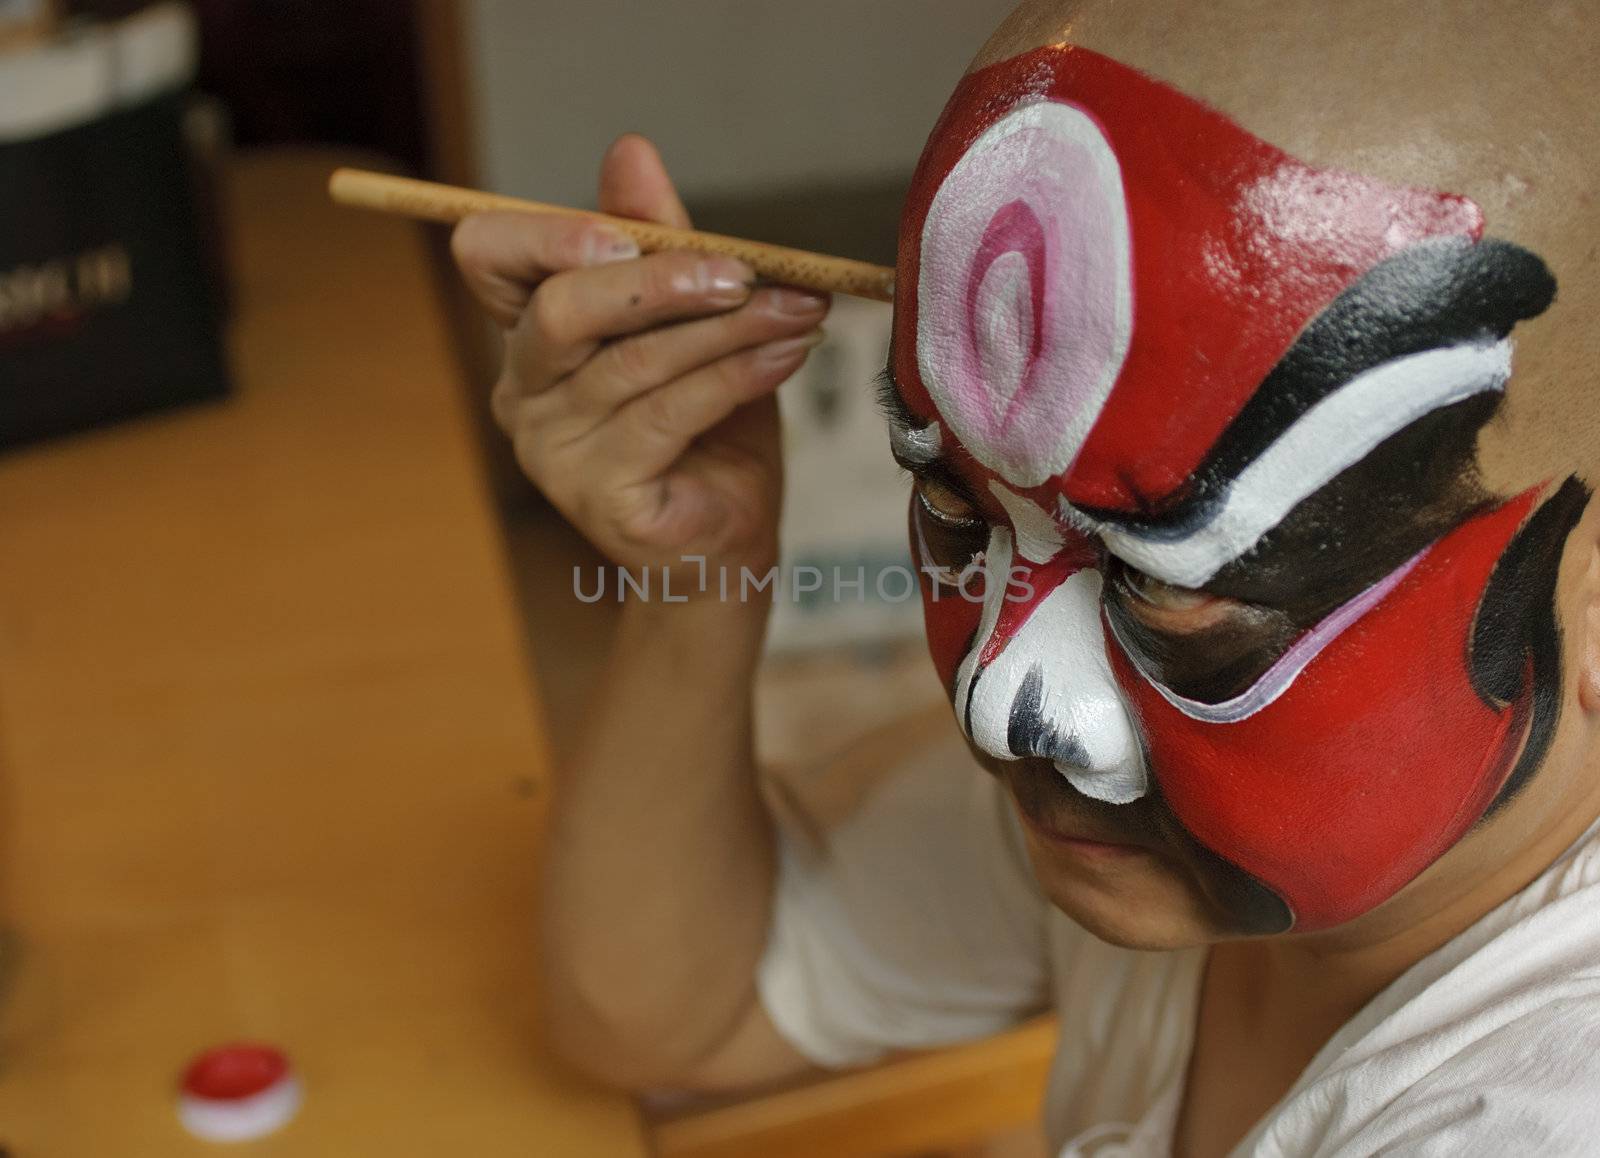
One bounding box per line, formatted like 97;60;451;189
1075;235;1556;535
1192;236;1554;514
1080;235;1556;621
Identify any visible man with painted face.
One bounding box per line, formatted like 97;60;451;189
450;1;1600;1153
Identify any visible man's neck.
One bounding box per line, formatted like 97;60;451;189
1236;759;1600;1042
1179;782;1600;1158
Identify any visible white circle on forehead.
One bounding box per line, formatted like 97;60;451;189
917;100;1133;488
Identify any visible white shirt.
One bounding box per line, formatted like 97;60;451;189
756;731;1600;1155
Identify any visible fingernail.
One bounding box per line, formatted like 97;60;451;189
699;257;755;302
757;330;826;364
767;288;830;317
582;228;641;265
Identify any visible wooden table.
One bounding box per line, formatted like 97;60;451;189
0;150;647;1157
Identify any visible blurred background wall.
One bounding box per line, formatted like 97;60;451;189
57;0;1015;213
58;0;435;168
467;0;1013;217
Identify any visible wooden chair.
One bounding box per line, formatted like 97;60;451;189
650;1017;1057;1158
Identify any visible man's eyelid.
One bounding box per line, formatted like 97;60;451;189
875;367;924;433
1107;552;1239;606
917;488;985;532
917;468;985;514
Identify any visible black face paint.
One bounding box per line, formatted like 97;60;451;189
1473;476;1593;812
995;756;1294;935
1101;583;1299;704
1008;666;1092;765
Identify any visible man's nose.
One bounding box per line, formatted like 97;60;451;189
953;527;1149;806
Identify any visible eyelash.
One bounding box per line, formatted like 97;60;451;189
1109;557;1223;617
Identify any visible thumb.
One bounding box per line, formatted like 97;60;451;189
598;133;693;229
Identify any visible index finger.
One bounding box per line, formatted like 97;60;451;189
450;211;641;327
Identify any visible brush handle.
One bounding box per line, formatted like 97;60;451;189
328;168;896;303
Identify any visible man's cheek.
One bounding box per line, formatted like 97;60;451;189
908;500;987;694
1110;493;1539;931
919;576;983;694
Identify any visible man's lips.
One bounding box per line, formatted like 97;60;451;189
971;747;1295;933
1015;806;1152;857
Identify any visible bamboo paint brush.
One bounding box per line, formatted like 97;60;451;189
328;168;897;303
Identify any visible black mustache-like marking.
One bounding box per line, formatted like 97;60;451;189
1007;665;1091;766
1177;833;1295;935
1471;476;1593;813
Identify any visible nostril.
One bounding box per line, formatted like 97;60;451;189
1007;666;1092;765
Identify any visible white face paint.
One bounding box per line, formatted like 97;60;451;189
952;527;1149;805
987;480;1065;564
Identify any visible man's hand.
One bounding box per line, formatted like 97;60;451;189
450;133;830;581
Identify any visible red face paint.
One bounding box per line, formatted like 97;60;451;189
895;45;1484;512
1109;491;1535;929
894;45;1568;930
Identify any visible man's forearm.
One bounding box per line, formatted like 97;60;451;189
538;596;777;1084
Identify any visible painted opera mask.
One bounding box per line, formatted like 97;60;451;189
886;45;1583;933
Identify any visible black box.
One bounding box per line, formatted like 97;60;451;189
1;83;229;449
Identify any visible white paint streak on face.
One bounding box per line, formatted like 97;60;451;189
988;479;1065;564
953;527;1149;806
889;417;943;466
1065;340;1515;588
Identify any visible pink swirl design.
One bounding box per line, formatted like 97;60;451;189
917;101;1134;488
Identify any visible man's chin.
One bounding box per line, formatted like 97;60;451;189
1016;831;1222;949
989;765;1230;949
975;749;1281;941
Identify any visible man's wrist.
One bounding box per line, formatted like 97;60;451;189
615;578;772;655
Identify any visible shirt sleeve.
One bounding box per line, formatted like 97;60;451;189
756;730;1052;1069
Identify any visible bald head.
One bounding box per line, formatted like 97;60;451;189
974;0;1599;493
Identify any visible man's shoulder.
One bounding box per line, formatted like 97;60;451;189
1339;992;1600;1156
1254;828;1600;1154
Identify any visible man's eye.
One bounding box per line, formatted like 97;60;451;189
914;476;981;527
1117;564;1221;616
911;476;988;587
